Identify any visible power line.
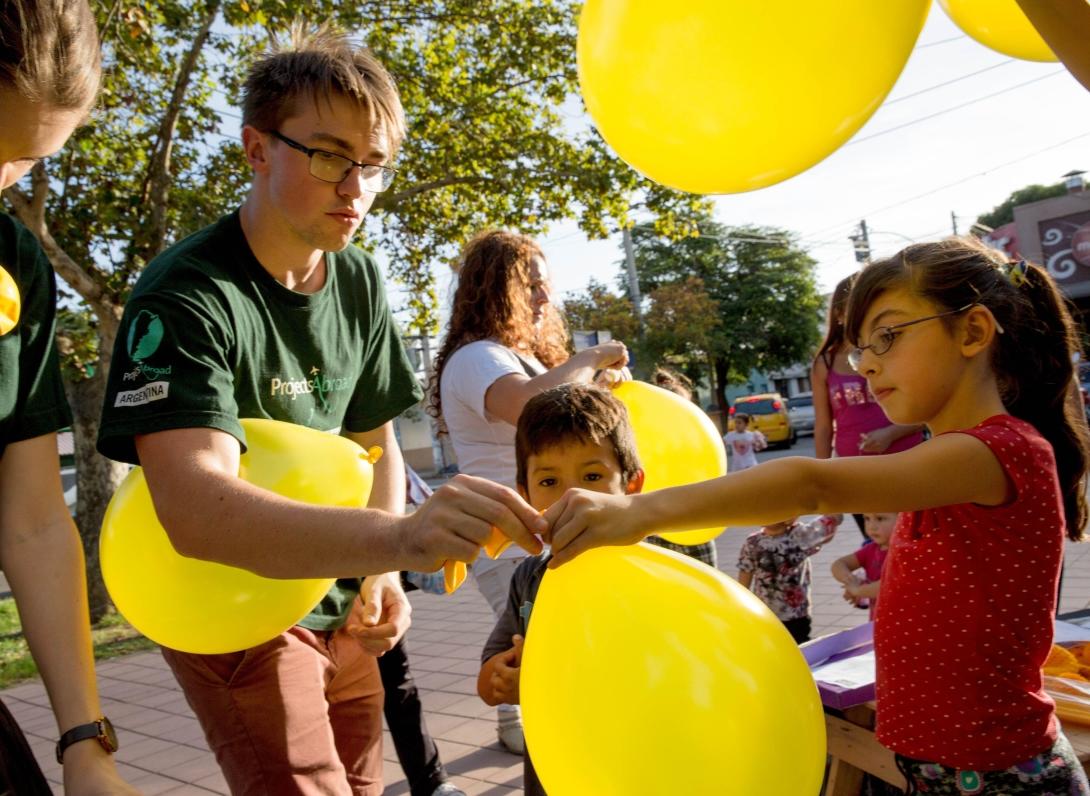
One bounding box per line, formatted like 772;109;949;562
847;70;1065;146
801;130;1090;242
915;34;966;49
883;60;1015;105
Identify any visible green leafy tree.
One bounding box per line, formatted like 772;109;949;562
1;0;709;619
561;278;640;342
976;182;1068;230
561;275;719;386
624;216;823;415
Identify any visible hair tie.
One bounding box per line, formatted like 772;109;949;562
1004;259;1028;287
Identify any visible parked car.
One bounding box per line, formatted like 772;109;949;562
728;392;795;447
787;393;815;436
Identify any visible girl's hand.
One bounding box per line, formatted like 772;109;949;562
63;743;140;795
544;490;644;567
857;426;898;453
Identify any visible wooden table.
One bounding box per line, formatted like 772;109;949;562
823;703;1090;796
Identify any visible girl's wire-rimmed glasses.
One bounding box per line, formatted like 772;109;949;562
848;302;975;372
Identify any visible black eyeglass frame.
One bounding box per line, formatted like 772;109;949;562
267;130;397;191
847;302;975;372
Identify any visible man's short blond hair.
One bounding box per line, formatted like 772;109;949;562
241;23;406;158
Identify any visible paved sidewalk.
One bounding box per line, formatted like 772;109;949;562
4;524;1089;794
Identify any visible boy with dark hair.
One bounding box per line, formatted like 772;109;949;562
478;383;644;795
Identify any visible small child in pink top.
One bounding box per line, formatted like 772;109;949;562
830;512;896;620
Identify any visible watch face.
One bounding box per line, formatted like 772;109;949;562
100;716;119;752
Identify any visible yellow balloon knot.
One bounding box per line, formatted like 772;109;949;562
0;264;21;337
363;445;384;464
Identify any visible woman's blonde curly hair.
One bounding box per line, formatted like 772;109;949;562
430;229;570;426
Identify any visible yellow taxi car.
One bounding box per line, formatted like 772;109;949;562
727;392;796;447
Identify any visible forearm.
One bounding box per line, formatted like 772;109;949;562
814;424;833;459
855;581;881;599
2;516;101;732
153;469;408;579
830;560;856;585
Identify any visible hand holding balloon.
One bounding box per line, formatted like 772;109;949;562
544;489;645;568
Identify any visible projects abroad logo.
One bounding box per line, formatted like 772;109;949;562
121;309;172;382
270;365;352;411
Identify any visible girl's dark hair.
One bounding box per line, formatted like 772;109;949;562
813;273;856;369
514;383;641;492
844;236;1090;541
651;366;693;400
429;230;570;424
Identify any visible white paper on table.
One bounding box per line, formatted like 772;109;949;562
810;651;876;688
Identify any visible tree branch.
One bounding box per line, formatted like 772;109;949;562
2;184;113;314
138;0;222;260
375;174;490;209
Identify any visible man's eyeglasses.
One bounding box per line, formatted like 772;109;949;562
848;303;975;372
268;130;397;192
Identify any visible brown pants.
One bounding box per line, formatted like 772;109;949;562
163;602;384;796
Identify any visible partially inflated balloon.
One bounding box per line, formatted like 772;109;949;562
613;380;726;545
0;265;19;336
577;0;930;193
522;544;825;795
101;418;379;654
939;0;1057;62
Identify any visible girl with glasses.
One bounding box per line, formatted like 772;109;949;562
546;236;1090;794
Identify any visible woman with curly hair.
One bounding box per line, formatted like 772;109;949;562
432;229;627;754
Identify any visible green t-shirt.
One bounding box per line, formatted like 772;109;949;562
98;210;423;631
0;213;72;456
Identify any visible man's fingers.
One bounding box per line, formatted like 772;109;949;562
351;621;398;640
547;524;589;568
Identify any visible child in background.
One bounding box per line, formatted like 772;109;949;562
724;413;766;471
478;383;645;795
736;515;841;643
545;238;1090;793
831;512;897;621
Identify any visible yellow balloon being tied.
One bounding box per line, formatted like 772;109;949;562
521;544;826;795
612;380;726;545
939;0;1057;62
577;0;930;194
100;418;379;654
0;265;20;336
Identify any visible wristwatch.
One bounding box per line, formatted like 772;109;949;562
55;715;119;764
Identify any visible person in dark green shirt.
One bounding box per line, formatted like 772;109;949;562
97;25;543;795
0;1;138;793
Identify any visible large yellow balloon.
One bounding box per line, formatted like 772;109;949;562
522;544;826;795
0;265;20;336
577;0;930;194
613;380;726;545
939;0;1057;62
101;418;379;654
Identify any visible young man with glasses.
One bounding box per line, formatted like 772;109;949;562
97;26;542;795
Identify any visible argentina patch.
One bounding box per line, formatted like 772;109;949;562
114;380;170;407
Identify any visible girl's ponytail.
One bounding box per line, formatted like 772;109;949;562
1001;261;1090;540
846;237;1090;541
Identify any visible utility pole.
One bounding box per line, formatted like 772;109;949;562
622;225;644;330
849;219;871;264
951;211;959;236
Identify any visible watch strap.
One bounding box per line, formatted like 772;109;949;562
55;717;114;764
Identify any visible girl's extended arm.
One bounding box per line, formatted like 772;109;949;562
846;580;881;600
830;553;862;585
545;431;1008;566
811;360;834;460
